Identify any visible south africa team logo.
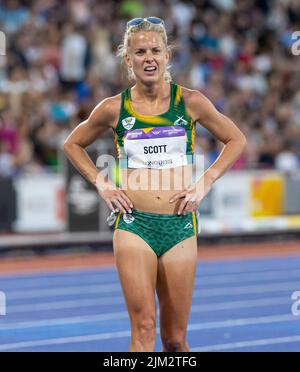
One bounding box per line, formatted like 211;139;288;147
122;117;136;130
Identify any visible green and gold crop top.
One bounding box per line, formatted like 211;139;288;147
114;82;195;169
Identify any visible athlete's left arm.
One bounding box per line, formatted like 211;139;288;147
187;89;247;183
170;89;247;214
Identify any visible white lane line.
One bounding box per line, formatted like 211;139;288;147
7;283;121;299
0;311;129;329
0;331;132;351
193;281;300;298
0;273;118;289
1;256;300;284
7;293;290;315
187;314;296;331
0;268;116;281
8;297;126;314
190;335;300;352
191;297;290;313
0;297;292;330
0;313;297;351
196;269;300;286
5;280;299;301
2;268;300;291
198;257;300;273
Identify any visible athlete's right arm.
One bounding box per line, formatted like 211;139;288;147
63;98;133;213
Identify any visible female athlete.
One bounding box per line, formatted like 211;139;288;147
64;17;247;352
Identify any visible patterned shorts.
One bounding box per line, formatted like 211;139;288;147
113;209;199;257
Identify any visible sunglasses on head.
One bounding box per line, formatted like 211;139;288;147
126;17;164;29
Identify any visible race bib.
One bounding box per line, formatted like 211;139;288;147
124;126;187;169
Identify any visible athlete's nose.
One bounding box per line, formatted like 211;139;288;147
145;50;154;62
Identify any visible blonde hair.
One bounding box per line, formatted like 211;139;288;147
117;21;173;82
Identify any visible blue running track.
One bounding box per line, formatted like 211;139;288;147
0;255;300;352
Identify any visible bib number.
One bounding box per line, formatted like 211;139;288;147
124;126;187;169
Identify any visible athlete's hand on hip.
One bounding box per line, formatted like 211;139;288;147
97;180;133;214
169;176;213;215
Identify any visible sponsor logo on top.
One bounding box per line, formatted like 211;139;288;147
125;129;143;139
152;129;161;135
174;116;188;126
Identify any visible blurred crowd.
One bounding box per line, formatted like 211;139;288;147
0;0;300;178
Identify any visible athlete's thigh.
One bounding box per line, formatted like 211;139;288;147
156;236;198;333
113;229;158;317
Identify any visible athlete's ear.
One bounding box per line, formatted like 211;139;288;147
165;48;171;64
124;53;132;68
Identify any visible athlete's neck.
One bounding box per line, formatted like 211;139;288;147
132;81;170;105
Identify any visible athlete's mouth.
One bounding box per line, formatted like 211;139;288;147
144;66;157;72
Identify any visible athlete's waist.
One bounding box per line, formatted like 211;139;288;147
122;189;185;215
120;208;194;218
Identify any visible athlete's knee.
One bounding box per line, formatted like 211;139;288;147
161;334;187;352
133;316;156;341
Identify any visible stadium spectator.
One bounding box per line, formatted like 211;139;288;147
0;0;299;176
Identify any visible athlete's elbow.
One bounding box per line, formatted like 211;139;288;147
63;139;76;156
238;133;247;151
229;132;247;156
227;132;247;150
241;133;247;152
63;140;70;154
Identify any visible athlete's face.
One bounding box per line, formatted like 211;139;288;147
125;31;169;83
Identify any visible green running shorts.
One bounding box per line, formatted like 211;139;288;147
114;209;199;257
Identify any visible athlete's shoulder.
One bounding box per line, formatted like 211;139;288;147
97;93;122;115
180;86;211;122
181;86;206;104
90;93;122;129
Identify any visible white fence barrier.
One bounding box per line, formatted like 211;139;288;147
13;174;66;233
9;170;300;234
